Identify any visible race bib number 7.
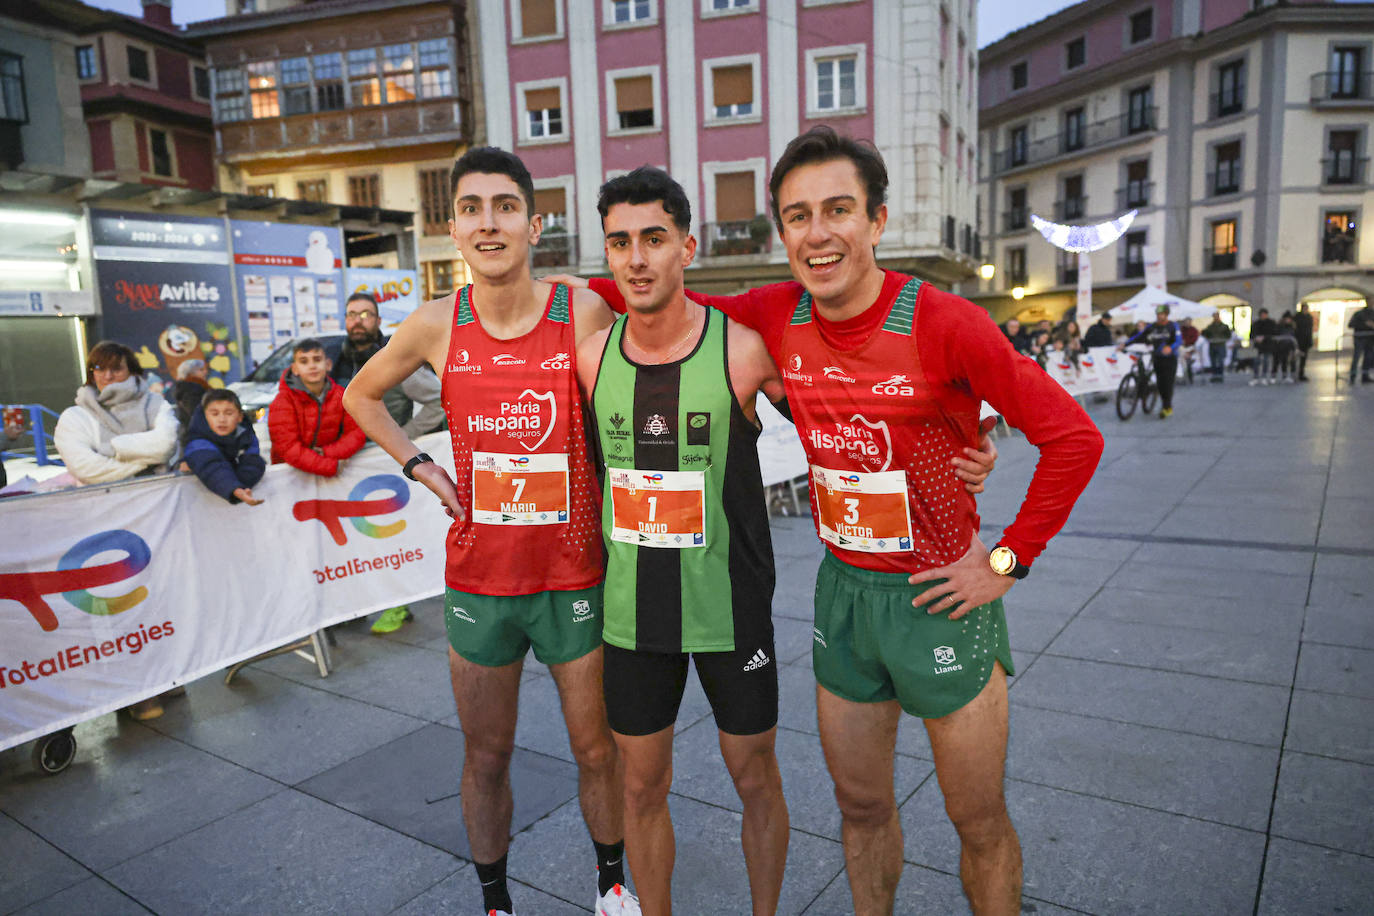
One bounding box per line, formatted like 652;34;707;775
811;465;913;553
472;452;569;525
608;468;706;549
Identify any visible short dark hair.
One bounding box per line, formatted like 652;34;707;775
597;166;692;233
449;147;536;218
293;338;325;357
345;291;378;314
768;126;888;228
84;340;143;387
201;388;243;412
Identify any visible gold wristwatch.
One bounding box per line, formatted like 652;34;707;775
989;544;1030;579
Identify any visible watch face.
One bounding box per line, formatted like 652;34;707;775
990;546;1015;575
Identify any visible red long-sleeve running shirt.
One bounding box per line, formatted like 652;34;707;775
591;271;1103;574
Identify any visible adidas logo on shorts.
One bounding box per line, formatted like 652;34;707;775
743;649;770;671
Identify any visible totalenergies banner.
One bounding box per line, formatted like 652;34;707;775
91;211;243;388
0;436;453;751
345;268;421;332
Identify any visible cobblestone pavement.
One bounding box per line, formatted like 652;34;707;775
3;355;1371;914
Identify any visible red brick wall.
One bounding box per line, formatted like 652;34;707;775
88;118;115;173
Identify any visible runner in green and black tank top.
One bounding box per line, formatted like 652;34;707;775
591;307;774;655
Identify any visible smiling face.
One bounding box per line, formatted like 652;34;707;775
602;201;696;316
776;158;887;311
449;172;540;282
204;399;243;437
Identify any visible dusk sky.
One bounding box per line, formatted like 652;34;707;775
90;0;1078;46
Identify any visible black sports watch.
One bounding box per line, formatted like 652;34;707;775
988;544;1030;579
402;452;434;480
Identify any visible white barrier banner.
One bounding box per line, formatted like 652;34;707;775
0;434;454;752
1042;346;1133;398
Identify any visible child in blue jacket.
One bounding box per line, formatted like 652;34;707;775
183;389;266;504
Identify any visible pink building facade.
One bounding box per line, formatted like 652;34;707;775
476;0;981;289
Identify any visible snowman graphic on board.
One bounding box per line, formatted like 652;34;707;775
304;230;336;274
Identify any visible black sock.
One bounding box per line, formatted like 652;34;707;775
475;855;512;914
593;839;626;896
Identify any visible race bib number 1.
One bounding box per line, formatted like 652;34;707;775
608;468;706;549
472;452;570;525
810;465;913;553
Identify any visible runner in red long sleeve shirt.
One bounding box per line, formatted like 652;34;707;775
590;128;1103;916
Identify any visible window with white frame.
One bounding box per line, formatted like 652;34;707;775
705;57;758;121
608;0;652;24
418;39;453;98
281;56;311;115
246;61;278;118
383;43;416;103
521;82;566;141
606;67;659;133
348;48;381;106
514;0;562;39
214;67;246;121
705;0;754;11
76;45;98;81
0;53;27;122
314;53;344;110
806;45;865;115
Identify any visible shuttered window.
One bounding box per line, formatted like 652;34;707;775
521;0;558;37
714;172;755;223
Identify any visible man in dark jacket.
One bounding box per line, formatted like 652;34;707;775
1201;313;1232;382
332;293;445;437
183;389;266;504
1294;304;1314;381
1249;308;1278;385
167;359;212;429
1122;304;1182;417
1001;317;1031;354
1348;304;1374;384
1083;312;1114;348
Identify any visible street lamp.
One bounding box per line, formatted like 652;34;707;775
1011;286;1026;300
979;263;995;280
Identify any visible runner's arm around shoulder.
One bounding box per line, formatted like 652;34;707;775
575;325;613;402
726;319;784;422
569;285;616;347
342;296;465;520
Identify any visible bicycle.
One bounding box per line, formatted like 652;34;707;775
1116;345;1158;421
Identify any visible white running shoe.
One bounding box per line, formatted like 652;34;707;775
596;883;641;915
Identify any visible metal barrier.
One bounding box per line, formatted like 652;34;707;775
1;404;64;467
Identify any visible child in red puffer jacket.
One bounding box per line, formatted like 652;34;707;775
267;338;365;476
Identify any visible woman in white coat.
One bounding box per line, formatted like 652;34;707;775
53;340;180;719
54;340;179;485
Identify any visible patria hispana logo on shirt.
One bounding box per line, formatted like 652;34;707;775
467;390;557;451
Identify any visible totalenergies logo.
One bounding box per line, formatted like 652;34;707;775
0;530;150;632
508;456;531;468
642;473;664;483
293;474;410;546
838;474;861;485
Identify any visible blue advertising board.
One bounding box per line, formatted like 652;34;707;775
230;221;345;368
91;211;243;389
344;268;421;332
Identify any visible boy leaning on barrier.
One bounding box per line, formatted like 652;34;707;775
183;388;266;505
268;338;365;476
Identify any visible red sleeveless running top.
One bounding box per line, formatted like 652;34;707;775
439;283;604;594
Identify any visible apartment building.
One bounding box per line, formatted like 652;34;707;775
188;0;476;297
474;0;981;290
974;0;1374;347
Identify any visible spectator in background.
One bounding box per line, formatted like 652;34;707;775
1348;302;1374;384
1179;317;1200;380
1083;312;1114;348
1249;308;1278;386
1201;313;1231;382
1;416;25;489
268;338;365;476
167;359;211;429
53;340;180;721
1274;313;1299;383
331;292;446;438
54;341;179;486
1030;329;1052;367
183;388;266;505
1058;320;1084;367
1294;304;1314;382
1001;317;1030;354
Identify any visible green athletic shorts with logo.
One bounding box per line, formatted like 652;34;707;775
444;584;604;667
812;552;1015;719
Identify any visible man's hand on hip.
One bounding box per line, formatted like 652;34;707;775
907;534;1015;621
413;461;466;522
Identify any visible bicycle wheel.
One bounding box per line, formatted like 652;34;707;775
1116;373;1139;420
1142;377;1158;414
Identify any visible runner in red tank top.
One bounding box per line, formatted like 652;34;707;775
586;128;1104;915
342;149;641;916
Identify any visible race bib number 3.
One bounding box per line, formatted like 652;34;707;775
472;452;570;525
811;465;913;553
608;468;706;549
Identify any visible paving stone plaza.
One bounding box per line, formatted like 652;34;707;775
3;354;1371;915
